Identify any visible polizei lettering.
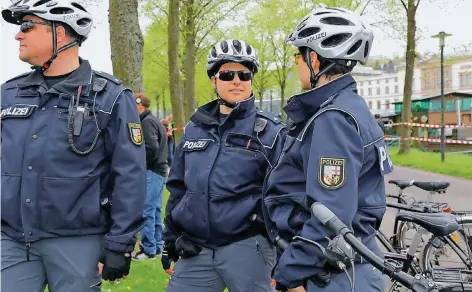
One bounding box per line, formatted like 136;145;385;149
182;139;211;151
0;105;35;119
307;32;327;44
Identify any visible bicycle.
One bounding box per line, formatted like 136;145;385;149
380;180;472;276
310;202;472;292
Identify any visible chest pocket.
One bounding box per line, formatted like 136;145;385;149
373;138;394;176
225;133;264;154
53;93;103;155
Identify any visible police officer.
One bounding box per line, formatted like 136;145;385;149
262;8;393;292
1;1;146;291
161;39;286;292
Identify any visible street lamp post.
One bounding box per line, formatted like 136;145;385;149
432;31;452;163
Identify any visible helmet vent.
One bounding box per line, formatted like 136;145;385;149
347;40;362;55
232;40;242;54
71;2;87;12
50;7;74;14
221;40;229;53
364;41;370;58
321;33;352;48
320;17;353;26
298;27;321;38
246;44;252;55
77;17;92;27
33;0;51;6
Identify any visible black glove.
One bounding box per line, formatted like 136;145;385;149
101;249;131;281
161;242;179;270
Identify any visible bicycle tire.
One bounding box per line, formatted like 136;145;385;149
421;218;472;277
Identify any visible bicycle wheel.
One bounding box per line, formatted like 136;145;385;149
421;219;472;282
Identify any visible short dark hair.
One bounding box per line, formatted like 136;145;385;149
299;47;356;76
134;92;151;108
374;114;381;119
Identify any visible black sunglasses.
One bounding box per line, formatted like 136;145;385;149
215;70;252;82
20;20;51;33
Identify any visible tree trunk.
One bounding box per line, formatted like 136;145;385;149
108;0;143;92
280;81;286;120
183;0;197;120
168;0;185;142
155;93;160;117
399;0;417;154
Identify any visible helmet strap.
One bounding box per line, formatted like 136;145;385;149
303;49;336;89
31;22;80;72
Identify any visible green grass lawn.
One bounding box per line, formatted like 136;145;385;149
389;148;472;180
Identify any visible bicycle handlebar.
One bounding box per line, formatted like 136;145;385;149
311;202;439;292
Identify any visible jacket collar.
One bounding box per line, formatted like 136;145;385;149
17;58;94;97
140;109;152;121
191;95;257;127
284;74;356;124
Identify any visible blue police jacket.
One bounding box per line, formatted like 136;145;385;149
263;74;393;288
162;96;286;247
1;59;146;253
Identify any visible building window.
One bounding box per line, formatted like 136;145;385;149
368;88;372;96
376;88;380;95
360;89;364;96
377;100;381;109
368;101;372;109
386;78;390;83
394;77;398;82
462;72;472;87
369;81;372;85
377;80;380;84
395;85;399;93
385;86;390;94
386;99;390;109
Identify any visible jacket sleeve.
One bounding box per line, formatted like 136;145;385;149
275;110;363;288
103;89;147;253
141;118;159;165
162;135;187;243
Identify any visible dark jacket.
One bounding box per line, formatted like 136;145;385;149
263;74;394;288
1;59;146;253
162;96;287;247
377;119;386;134
140;110;168;176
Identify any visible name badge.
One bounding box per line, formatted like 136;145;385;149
182;139;212;151
0;105;35;119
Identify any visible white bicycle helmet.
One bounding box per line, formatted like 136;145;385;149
206;39;260;78
286;7;373;65
2;0;93;41
2;0;93;71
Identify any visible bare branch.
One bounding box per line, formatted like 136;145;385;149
400;0;408;12
360;0;373;15
194;1;247;51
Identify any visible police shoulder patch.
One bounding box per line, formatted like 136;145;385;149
182;139;212;151
128;123;143;146
319;157;346;189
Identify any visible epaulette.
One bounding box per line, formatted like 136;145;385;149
256;109;282;124
4;72;31;83
94;71;122;85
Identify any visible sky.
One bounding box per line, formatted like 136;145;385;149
1;0;472;82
